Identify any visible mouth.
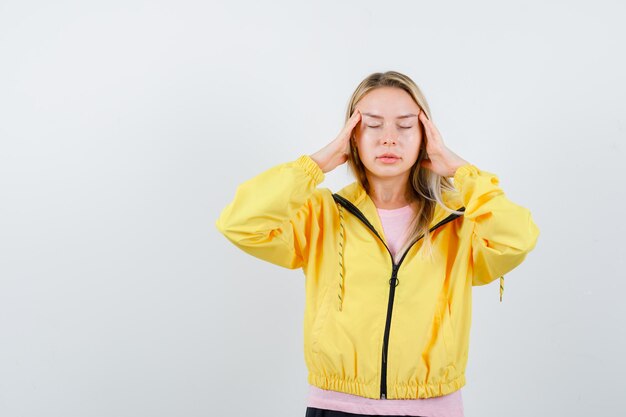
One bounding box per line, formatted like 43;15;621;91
377;156;400;164
377;154;401;164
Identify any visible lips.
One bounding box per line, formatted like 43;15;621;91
377;153;401;164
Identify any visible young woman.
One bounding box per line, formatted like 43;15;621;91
216;71;540;417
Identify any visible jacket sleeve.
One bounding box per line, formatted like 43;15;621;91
453;163;540;286
215;154;325;270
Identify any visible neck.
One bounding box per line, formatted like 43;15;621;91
367;173;414;210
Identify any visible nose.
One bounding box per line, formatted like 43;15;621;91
380;126;398;145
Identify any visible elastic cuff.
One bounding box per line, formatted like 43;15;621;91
295;155;325;185
453;163;479;186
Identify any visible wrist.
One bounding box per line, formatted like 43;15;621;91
449;160;470;177
309;153;325;172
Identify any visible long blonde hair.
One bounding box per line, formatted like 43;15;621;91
345;71;463;262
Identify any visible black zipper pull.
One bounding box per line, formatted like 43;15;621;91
389;264;400;287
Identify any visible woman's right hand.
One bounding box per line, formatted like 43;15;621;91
309;109;361;174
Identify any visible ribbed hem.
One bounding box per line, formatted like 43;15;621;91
308;372;465;400
295;154;325;185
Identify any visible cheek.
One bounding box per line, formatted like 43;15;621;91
408;129;423;144
403;133;422;157
399;130;415;140
358;127;377;141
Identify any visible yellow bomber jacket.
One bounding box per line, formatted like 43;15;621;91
215;154;540;400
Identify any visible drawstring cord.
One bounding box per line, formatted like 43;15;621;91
500;275;504;302
337;204;346;311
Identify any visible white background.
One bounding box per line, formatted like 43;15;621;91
1;1;624;416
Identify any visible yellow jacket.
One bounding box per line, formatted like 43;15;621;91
215;154;540;400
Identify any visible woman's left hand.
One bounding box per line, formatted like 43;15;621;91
418;110;471;177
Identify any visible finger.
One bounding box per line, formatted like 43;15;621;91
350;109;361;124
341;110;359;132
420;112;441;140
419;112;432;135
342;110;361;136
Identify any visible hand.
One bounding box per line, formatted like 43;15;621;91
418;111;470;177
310;109;362;174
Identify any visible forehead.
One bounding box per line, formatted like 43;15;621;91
356;87;420;118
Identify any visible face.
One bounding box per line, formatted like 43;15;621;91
352;87;423;182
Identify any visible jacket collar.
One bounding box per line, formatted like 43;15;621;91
333;181;506;307
332;180;467;312
335;180;464;240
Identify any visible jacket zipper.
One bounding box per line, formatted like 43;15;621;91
332;194;464;399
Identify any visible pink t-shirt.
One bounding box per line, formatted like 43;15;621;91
306;203;464;417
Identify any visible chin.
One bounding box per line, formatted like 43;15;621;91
367;167;411;178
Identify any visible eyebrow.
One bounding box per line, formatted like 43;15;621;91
361;112;418;120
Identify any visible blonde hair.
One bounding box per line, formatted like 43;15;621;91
344;70;463;262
